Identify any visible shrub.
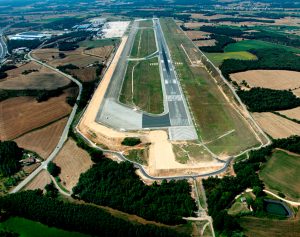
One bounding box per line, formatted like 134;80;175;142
121;137;141;146
47;162;61;177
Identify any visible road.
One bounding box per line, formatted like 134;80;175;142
10;52;82;193
0;26;9;63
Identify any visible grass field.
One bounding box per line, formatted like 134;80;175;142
130;27;157;58
160;18;259;156
239;216;300;237
259;150;300;200
119;57;163;114
139;20;153;28
224;40;300;54
0;217;90;237
125;149;148;165
206;51;257;66
79;38;118;48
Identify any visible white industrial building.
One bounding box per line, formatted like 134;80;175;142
9;32;52;41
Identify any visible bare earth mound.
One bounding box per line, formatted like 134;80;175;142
15;117;68;158
278;107;300;121
0;93;71;140
54;139;93;191
230;70;300;90
253;112;300;139
24;170;51;191
0;61;70;90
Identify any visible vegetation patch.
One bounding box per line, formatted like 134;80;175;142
121;137;141;146
207;51;257;66
125;149;147;165
73;159;197;224
237;87;300;112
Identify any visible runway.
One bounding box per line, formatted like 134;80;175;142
96;19;197;140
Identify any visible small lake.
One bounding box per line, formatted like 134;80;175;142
264;199;292;217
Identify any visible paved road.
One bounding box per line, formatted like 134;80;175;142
0;27;9;63
10;52;82;193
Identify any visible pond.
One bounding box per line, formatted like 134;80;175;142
264;199;292;217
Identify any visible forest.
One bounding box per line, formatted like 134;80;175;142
72;159;197;225
7;39;41;52
44;17;84;30
0;141;23;177
203;136;300;236
0;190;188;237
199;26;244;37
237;87;300;112
220;48;300;79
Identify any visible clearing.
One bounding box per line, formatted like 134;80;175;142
278;107;300;121
207;51;257;67
185;31;211;40
24;170;51;191
259;149;300;201
239;215;300;237
119;58;163;114
224;40;300;54
160;18;260;156
230;70;300;91
0;61;70;90
15;117;68;158
53;139;93;191
0;91;72;140
253;112;300;139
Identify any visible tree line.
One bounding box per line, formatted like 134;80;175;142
199;34;236;53
0;190;188;237
0;141;23;177
72;159;197;225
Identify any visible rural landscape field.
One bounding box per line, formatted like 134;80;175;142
0;0;300;236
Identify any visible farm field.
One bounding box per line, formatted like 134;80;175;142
278;107;300;121
207;51;257;66
130;26;157;58
0;91;72;140
15;117;68;158
24;170;51;191
84;45;114;59
253;112;300;139
194;39;216;47
224;40;300;54
119;58;163;114
259;150;300;201
230;70;300;90
185;30;211;40
239;216;300;237
53;139;93;191
0;61;70;90
32;48;100;67
0;217;90;237
160;18;259;156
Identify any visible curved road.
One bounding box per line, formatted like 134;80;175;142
11;52;82;193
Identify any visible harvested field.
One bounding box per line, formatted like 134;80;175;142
253;112;300;138
84;45;113;60
239;216;300;237
0;92;72;140
185;31;210;40
32;48;100;67
230;70;300;90
293;88;300;97
194;39;216;47
54;139;93;191
183;22;212;29
260;150;300;201
15;117;68;158
0;61;70;90
278;107;300;121
66;67;98;82
24;170;51;191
